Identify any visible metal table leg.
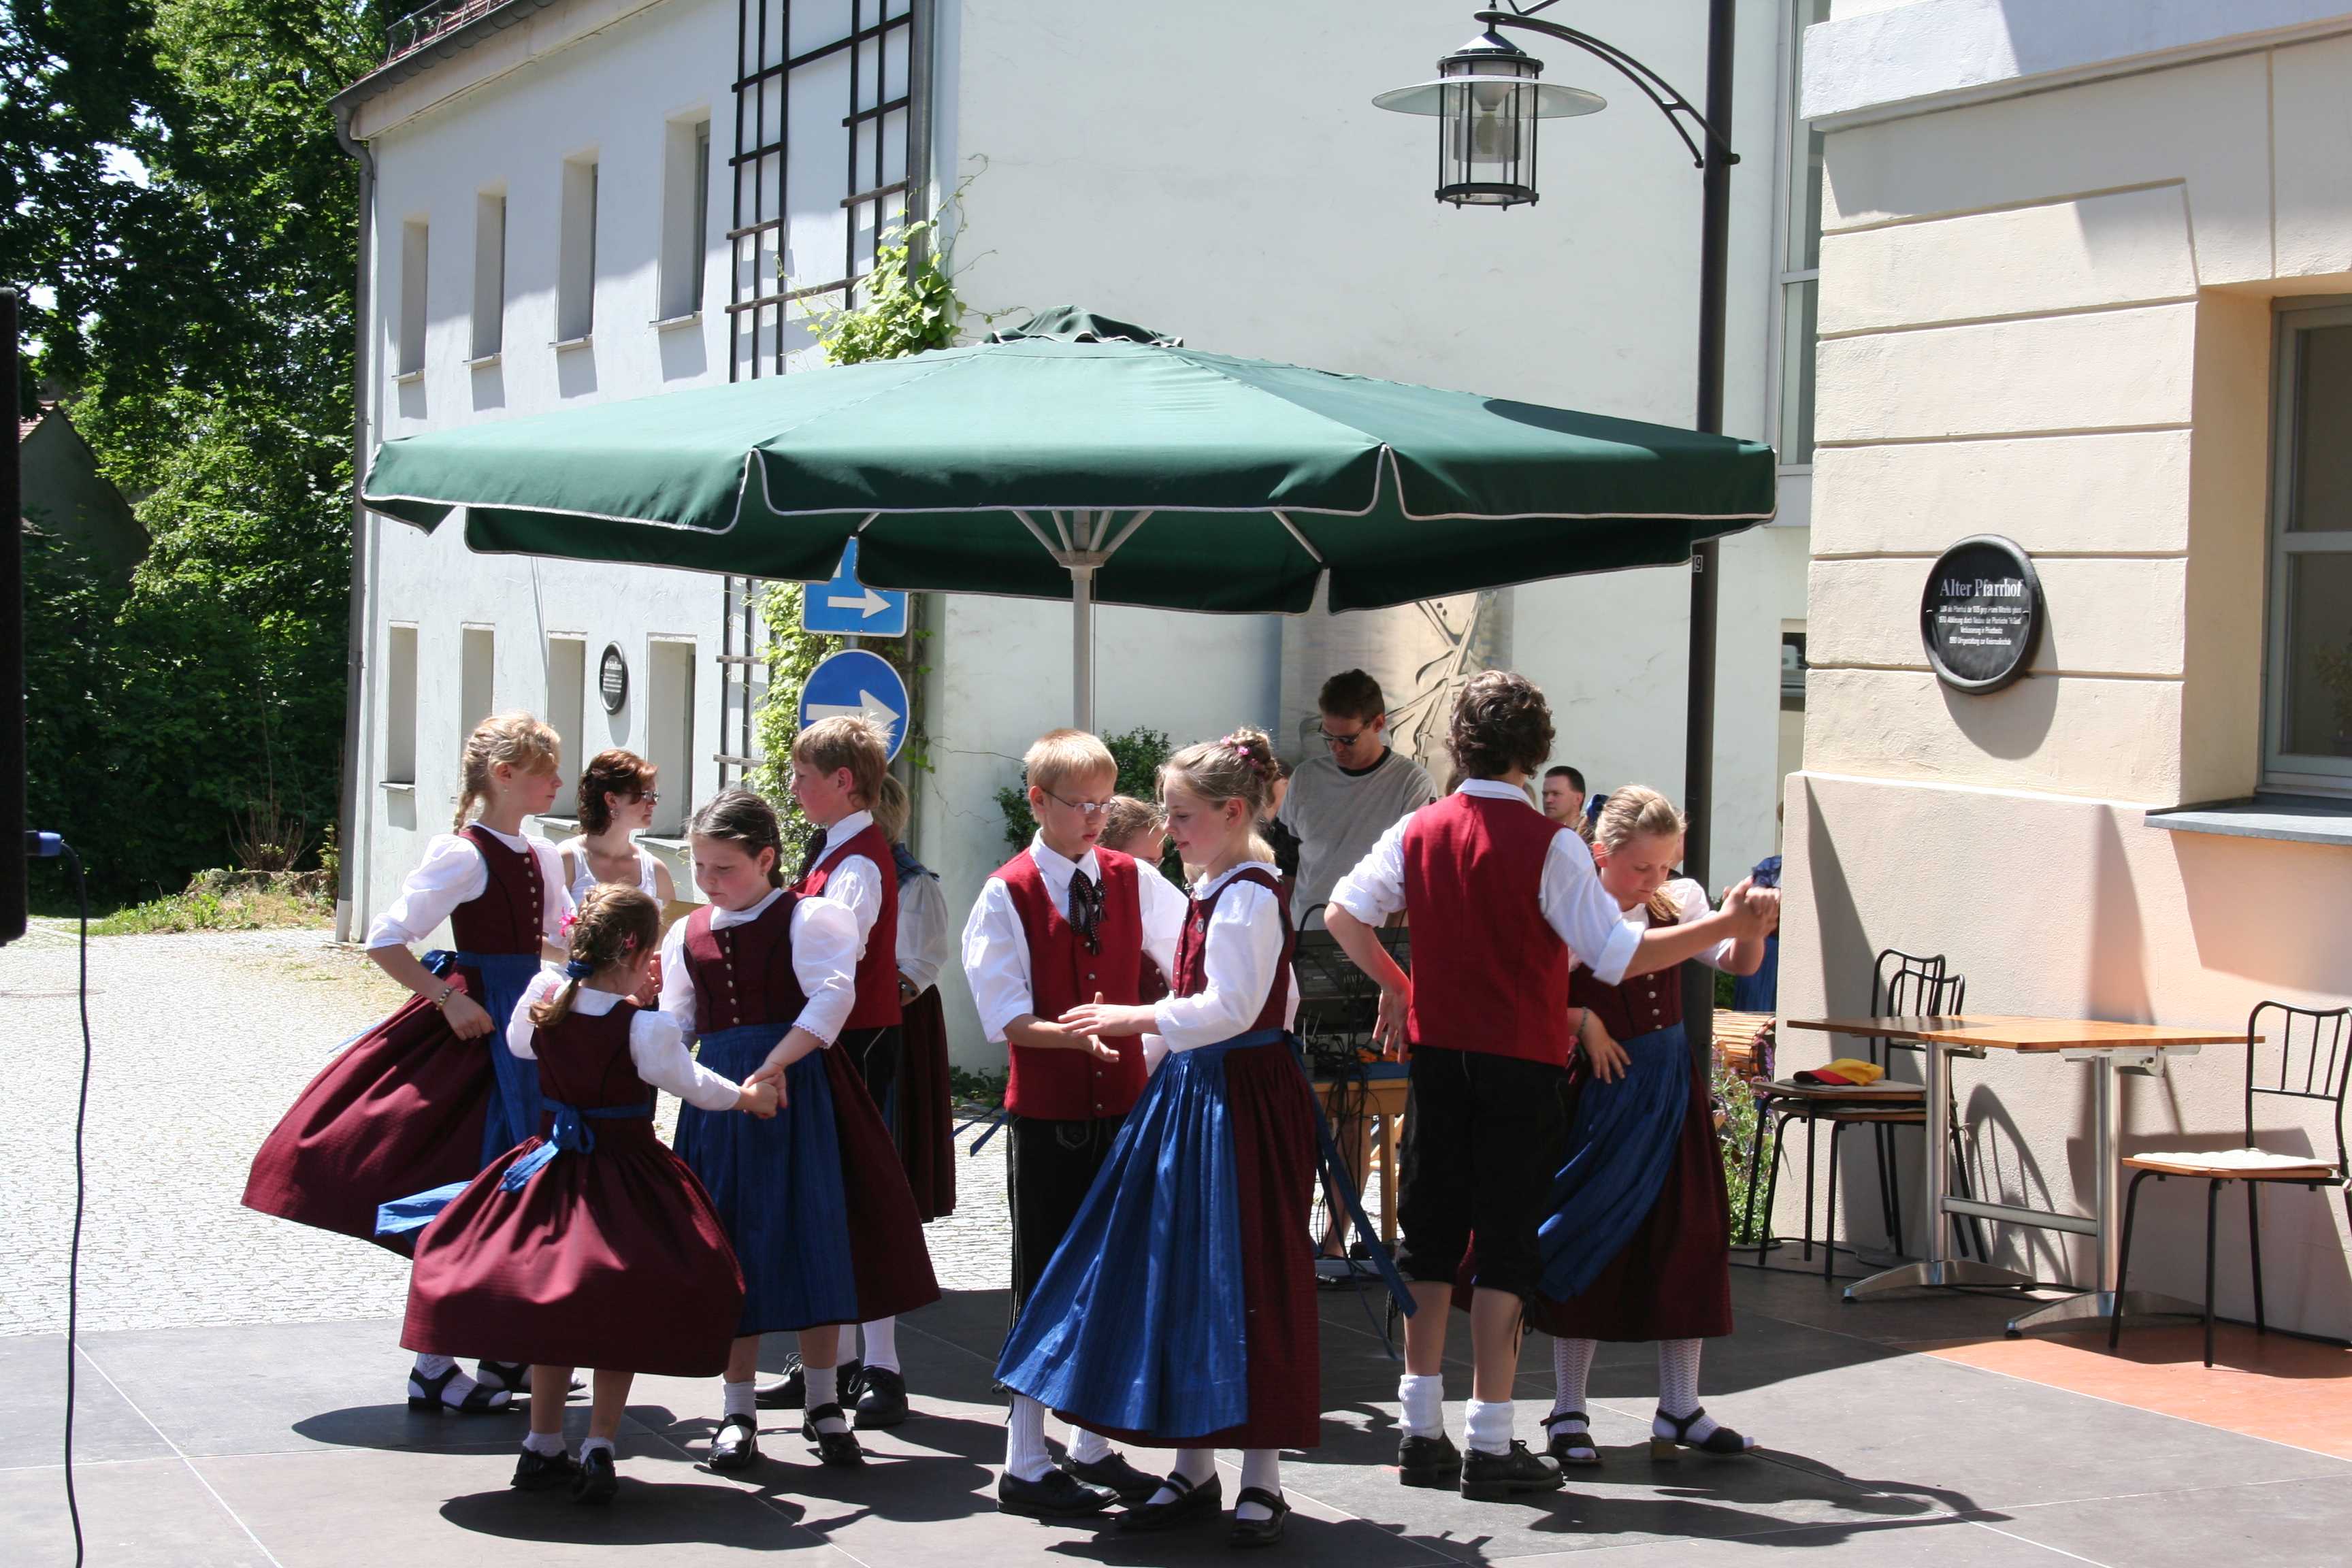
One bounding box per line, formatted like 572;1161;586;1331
1847;1037;2036;1300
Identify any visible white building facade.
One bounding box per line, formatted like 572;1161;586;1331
336;0;1816;1060
1784;0;2352;1337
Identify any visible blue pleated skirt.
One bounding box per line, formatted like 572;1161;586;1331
1537;1023;1689;1303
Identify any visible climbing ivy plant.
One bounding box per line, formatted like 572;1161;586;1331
749;583;930;840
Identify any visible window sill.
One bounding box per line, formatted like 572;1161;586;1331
651;311;701;331
552;333;593;352
391;368;424;386
466;351;502;369
536;815;579;834
638;835;691;853
2144;795;2352;849
380;780;417;794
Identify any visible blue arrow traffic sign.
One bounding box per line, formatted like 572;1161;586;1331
798;648;910;763
799;539;909;638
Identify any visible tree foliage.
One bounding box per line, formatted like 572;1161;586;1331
5;1;390;900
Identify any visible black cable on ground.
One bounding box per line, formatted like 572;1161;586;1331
29;832;88;1566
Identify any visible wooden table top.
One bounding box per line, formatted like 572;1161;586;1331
1786;1014;2249;1052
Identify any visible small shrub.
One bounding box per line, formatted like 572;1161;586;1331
948;1064;1008;1111
92;867;334;936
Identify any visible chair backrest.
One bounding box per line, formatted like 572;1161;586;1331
2244;1002;2352;1175
1868;949;1959;1070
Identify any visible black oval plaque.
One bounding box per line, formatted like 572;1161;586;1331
598;643;628;713
1921;536;2042;693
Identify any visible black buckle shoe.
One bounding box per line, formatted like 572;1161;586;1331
706;1412;761;1473
1396;1431;1460;1489
998;1467;1118;1518
1544;1409;1600;1467
1118;1472;1222;1533
1228;1486;1290;1549
510;1447;578;1491
1460;1439;1564;1500
1064;1450;1160;1505
853;1365;909;1429
571;1447;618;1505
408;1362;510;1415
802;1403;866;1467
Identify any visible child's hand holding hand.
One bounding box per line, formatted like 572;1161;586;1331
740;1077;781;1118
1058;1000;1154;1040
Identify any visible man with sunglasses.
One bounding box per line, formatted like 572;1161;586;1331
1277;669;1439;916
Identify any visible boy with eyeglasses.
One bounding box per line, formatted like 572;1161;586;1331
1275;669;1439;915
960;728;1188;1519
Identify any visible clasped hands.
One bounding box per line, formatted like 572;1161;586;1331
1049;995;1148;1064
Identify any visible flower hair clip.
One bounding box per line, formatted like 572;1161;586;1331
560;911;581;938
1219;732;1270;777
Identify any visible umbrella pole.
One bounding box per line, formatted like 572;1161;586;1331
1071;559;1096;731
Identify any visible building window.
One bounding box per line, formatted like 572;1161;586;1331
1774;0;1830;468
385;624;419;784
2264;301;2352;794
472;190;506;360
1780;631;1808;713
461;625;496;740
397;218;429;377
558;154;598;344
547;636;587;804
660;115;712;321
647;638;696;838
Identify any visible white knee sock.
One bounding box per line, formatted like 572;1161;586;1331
522;1428;567;1457
1465;1396;1514;1457
1005;1394;1052;1483
862;1317;900;1375
840;1322;859;1364
414;1353;457;1379
1399;1371;1446;1439
1065;1424;1111;1465
1145;1446;1217;1507
721;1378;757;1421
1236;1449;1281;1520
806;1364;849;1433
1549;1337;1597;1431
1654;1338;1748;1446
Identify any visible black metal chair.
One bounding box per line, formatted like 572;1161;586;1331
2111;1002;2352;1367
1743;949;1983;1276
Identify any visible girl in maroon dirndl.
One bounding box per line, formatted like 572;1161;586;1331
404;885;777;1504
242;712;573;1415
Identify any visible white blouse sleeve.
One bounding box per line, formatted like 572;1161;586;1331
1668;878;1739;972
1326;815;1411;926
657;917;698;1042
630;1008;743;1112
1150;883;1284;1052
960;879;1035;1044
1537;831;1644;985
896;872;951;994
505;973;559;1061
365;834;489;949
787;896;860;1045
1135;864;1189;979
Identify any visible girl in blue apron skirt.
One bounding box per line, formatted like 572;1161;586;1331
1004;729;1318;1550
1529;787;1778;1464
245;712;572;1414
661;789;941;1473
401;884;774;1503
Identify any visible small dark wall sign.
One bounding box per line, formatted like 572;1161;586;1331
1921;535;2043;693
599;643;628;713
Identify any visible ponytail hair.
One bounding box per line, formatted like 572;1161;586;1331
532;883;660;1027
455;711;562;831
1160;727;1277;819
688;787;787;888
1591;785;1688;925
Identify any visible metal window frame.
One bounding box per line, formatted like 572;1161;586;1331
2263;298;2352;794
1764;0;1827;478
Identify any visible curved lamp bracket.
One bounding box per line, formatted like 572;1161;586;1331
1479;4;1735;169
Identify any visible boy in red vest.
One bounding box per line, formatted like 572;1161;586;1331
1326;672;1774;1500
762;714;924;1427
961;729;1186;1519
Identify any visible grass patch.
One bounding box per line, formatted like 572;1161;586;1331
92;868;334;936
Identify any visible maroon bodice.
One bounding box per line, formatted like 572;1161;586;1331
1571;906;1684;1041
679;894;811;1034
527;1000;654;1111
1173;866;1293;1036
448;823;545;956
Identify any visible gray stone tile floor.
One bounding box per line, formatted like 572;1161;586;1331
5;925;2349;1563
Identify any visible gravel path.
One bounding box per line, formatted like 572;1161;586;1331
0;921;1009;1339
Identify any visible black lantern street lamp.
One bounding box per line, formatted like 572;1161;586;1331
1377;0;1744;1062
1371;29;1603;208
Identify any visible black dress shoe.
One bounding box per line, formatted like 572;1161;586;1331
510;1447;578;1491
997;1467;1118;1518
1396;1431;1460;1489
706;1413;761;1473
1228;1486;1290;1548
1460;1439;1564;1500
802;1403;866;1467
1118;1473;1222;1533
1064;1450;1160;1504
571;1447;618;1505
853;1365;909;1429
757;1355;862;1410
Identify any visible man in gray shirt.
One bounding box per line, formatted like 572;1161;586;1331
1279;669;1441;917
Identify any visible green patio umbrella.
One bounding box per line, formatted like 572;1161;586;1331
363;308;1774;725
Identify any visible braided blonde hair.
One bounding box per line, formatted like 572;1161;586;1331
455;712;561;831
532;883;659;1028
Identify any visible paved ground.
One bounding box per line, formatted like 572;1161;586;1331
1;923;1011;1341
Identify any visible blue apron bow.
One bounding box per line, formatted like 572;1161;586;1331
499;1099;654;1191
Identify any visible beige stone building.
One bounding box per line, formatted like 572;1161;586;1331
1782;1;2352;1339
